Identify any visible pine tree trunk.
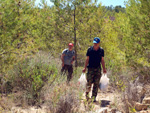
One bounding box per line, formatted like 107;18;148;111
74;6;77;67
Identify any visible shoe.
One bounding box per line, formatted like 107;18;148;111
86;92;90;101
91;96;96;102
86;97;90;101
93;99;96;102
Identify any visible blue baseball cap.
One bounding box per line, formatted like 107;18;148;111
93;37;100;43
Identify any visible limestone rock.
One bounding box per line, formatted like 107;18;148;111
103;109;107;113
139;110;150;113
135;102;147;111
111;108;117;113
139;111;147;113
96;108;108;113
143;97;150;104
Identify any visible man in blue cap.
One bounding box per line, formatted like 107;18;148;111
82;37;107;102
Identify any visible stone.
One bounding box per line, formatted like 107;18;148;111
139;111;147;113
96;108;108;113
135;102;147;111
104;109;107;113
139;110;150;113
106;105;111;108
111;108;117;113
143;97;150;104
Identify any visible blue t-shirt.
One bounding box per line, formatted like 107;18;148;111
62;49;75;65
86;46;104;68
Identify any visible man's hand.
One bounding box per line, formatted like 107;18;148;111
101;57;106;74
61;54;65;67
71;61;74;65
103;68;107;74
62;62;64;67
82;68;86;73
71;56;75;65
83;56;89;73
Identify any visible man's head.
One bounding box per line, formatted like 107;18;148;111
93;37;100;48
68;43;74;50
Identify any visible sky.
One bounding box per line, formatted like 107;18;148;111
35;0;127;7
98;0;127;7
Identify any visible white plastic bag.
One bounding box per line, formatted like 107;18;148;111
99;74;109;91
78;73;87;89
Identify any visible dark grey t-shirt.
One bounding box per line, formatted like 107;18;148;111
62;49;75;65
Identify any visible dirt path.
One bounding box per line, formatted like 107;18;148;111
4;84;122;113
80;86;122;113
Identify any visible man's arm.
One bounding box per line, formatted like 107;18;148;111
82;56;89;73
101;57;107;73
71;56;75;64
61;54;65;67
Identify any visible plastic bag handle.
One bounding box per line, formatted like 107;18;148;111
103;73;107;77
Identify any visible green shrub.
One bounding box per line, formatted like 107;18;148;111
4;52;59;105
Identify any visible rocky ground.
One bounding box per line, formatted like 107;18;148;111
79;84;150;113
1;83;150;113
80;86;123;113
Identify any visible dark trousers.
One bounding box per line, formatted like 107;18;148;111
61;64;73;82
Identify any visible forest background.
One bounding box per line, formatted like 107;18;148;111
0;0;150;112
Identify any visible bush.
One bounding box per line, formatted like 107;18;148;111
0;51;83;112
42;80;81;113
122;79;146;113
56;92;79;113
3;51;60;105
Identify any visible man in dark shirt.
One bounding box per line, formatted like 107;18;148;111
82;37;107;102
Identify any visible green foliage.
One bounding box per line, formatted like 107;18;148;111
0;0;150;112
3;52;58;104
105;5;126;14
129;107;136;113
125;0;150;68
0;0;149;110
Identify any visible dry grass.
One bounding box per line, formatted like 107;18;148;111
42;79;81;113
0;51;83;112
0;75;82;113
109;66;150;113
121;78;149;113
55;92;79;113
